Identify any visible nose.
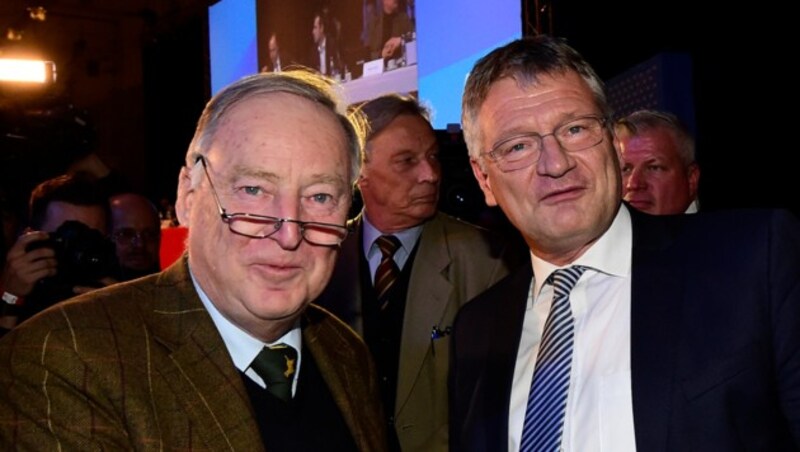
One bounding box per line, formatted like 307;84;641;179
270;220;303;250
536;135;573;177
268;200;303;250
418;156;441;184
625;166;647;191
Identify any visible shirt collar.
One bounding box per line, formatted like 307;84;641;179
189;267;302;373
531;204;632;297
361;211;424;258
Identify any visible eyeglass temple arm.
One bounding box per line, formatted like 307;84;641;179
196;156;228;219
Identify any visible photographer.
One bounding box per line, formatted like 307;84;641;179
0;173;118;335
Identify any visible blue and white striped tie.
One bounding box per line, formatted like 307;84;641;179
520;266;586;452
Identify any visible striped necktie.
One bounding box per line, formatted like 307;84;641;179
373;235;401;310
520;266;587;452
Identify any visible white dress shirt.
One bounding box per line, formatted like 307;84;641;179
508;205;637;452
190;269;303;395
317;38;327;75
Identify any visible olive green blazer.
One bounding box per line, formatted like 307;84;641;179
0;257;387;451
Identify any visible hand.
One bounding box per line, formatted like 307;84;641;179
381;37;403;59
1;231;58;298
72;276;119;295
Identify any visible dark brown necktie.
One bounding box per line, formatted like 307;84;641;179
250;343;298;403
374;235;401;310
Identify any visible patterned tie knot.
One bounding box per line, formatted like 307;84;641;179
549;265;587;295
376;235;401;258
250;343;298;402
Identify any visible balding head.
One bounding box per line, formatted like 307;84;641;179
110;193;161;278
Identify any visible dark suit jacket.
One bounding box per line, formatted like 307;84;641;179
450;207;800;451
319;212;521;451
365;10;413;60
0;256;387;451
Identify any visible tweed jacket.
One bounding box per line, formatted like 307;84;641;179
0;256;387;451
318;211;523;451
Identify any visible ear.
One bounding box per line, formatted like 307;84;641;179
175;166;194;227
611;129;625;163
356;164;368;191
687;163;700;199
469;159;498;207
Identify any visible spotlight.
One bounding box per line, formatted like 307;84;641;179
0;58;56;83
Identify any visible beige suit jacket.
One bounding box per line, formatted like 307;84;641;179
0;257;387;451
318;212;522;451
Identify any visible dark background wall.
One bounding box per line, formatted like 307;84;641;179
552;0;797;216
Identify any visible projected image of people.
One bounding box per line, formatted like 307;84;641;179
257;0;417;84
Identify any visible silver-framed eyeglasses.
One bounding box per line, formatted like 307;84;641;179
482;115;608;172
197;156;349;246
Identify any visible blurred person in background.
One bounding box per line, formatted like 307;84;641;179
110;192;161;280
615;109;700;214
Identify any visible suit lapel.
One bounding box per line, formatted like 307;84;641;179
629;211;684;452
396;214;453;412
481;262;532;449
302;306;385;451
147;258;264;451
318;216;365;333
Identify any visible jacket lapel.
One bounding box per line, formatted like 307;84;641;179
396;214;453;412
146;258;264;451
303;305;386;451
629;211;684;452
318;216;365;333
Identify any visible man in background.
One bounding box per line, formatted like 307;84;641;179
318;93;519;451
110;192;161;280
311;11;341;77
1;173;114;334
0;70;387;451
615;109;700;214
365;0;413;61
262;33;288;73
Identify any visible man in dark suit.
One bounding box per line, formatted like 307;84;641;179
318;93;519;451
0;70;387;451
450;35;800;451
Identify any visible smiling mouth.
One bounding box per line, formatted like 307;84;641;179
541;186;584;203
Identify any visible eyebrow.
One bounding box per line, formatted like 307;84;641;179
230;164;347;188
229;164;279;183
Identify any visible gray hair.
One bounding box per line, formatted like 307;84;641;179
355;93;432;164
461;35;611;163
185;69;366;187
614;109;696;166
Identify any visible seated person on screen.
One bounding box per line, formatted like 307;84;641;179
366;0;413;61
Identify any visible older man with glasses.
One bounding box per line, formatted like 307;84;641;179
450;35;800;452
0;70;388;451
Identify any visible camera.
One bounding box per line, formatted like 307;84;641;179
27;220;118;287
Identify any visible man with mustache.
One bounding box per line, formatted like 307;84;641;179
318;93;519;451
